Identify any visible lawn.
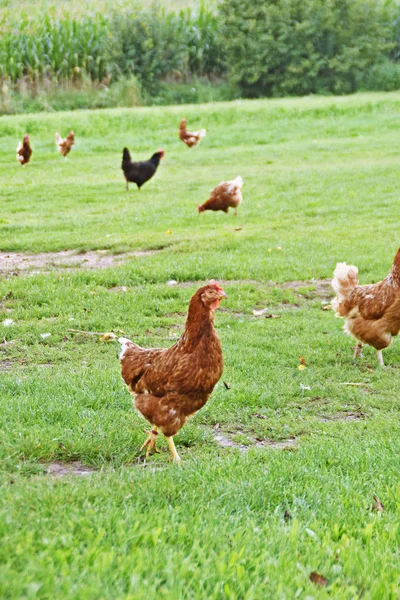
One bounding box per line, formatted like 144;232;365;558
0;92;399;599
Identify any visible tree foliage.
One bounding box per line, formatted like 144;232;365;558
220;0;397;96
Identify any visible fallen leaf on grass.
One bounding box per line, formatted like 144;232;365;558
321;304;332;311
40;333;51;339
234;227;242;231
372;495;384;513
309;572;328;587
2;319;14;327
298;356;307;370
100;332;117;342
165;230;172;235
223;381;231;390
167;280;178;286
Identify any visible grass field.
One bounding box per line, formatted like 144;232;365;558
0;92;400;599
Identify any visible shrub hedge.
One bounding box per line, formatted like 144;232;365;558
1;0;400;105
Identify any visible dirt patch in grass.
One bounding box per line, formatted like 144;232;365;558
167;279;262;288
319;411;366;422
165;278;333;300
0;249;159;275
212;428;297;452
46;461;97;477
0;359;13;371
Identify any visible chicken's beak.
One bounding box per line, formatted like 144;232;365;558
218;290;228;299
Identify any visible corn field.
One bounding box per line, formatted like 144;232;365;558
0;16;108;83
0;1;221;88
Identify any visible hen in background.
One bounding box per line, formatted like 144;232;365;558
55;130;75;158
122;148;164;191
16;134;32;166
119;280;227;462
179;118;206;148
198;176;243;216
332;248;400;365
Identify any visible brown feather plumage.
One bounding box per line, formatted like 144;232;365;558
198;176;243;215
332;248;400;361
55;130;75;157
119;281;226;451
179;118;206;148
16;134;32;165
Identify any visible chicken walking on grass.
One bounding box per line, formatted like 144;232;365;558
179;118;206;148
55;130;75;158
198;176;243;216
121;148;164;191
16;134;32;166
332;248;400;365
119;280;227;462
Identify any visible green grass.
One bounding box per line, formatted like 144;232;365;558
0;92;400;599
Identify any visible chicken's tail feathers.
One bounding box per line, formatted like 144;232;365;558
55;132;62;144
198;128;206;139
234;176;243;188
331;262;359;313
122;147;131;162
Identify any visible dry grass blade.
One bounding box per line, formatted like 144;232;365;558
372;495;384;513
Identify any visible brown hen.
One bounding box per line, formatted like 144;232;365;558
119;280;227;461
55;131;75;158
179;117;206;148
332;248;400;365
198;176;243;216
16;134;32;166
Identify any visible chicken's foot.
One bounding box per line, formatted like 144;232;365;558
353;343;362;358
166;436;181;463
377;350;384;366
140;427;160;457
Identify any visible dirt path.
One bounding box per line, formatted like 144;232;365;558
0;249;158;275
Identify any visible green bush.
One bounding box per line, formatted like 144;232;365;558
219;0;397;96
359;59;400;92
106;3;225;94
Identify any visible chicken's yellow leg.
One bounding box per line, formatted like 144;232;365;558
140;426;159;457
166;436;181;463
377;350;384;366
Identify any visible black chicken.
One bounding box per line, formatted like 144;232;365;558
121;148;165;191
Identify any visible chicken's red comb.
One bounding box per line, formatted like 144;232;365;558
208;279;224;291
158;148;165;158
